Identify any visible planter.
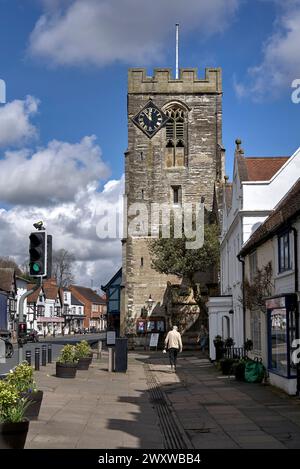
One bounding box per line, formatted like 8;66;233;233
22;390;43;420
214;342;224;361
56;362;77;378
77;357;91;370
0;420;29;449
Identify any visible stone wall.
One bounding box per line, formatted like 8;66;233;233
121;68;223;335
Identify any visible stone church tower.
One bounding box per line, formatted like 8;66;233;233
121;67;224;335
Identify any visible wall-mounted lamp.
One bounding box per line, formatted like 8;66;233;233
229;309;234;315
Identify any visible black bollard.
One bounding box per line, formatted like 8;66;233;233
35;348;40;371
42;344;47;366
25;350;31;366
47;344;52;363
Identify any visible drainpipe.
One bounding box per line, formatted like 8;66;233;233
291;227;300;396
237;254;246;346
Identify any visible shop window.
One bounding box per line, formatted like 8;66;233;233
278;232;291;273
267;297;298;378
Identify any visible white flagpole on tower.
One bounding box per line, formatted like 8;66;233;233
175;23;179;80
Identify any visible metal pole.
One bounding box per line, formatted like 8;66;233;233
97;340;102;359
175;23;179;80
42;344;47;366
17;278;42;364
47;344;52;363
35;348;40;371
25;350;31;366
108;347;115;372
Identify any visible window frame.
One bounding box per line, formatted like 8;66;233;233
278;231;291;273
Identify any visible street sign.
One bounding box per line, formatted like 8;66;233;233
106;331;116;346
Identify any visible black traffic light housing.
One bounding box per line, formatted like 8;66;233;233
29;230;47;277
18;322;27;338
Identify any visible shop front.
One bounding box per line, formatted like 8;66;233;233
36;317;64;336
266;294;299;395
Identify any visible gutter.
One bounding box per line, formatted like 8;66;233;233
237;254;246;345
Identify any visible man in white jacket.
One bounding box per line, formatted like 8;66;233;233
164;325;183;372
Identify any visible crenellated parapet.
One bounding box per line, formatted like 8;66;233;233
128;68;222;94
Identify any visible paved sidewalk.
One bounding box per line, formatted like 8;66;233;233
26;352;163;449
25;351;300;449
148;353;300;449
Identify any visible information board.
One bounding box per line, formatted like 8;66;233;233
106;331;116;346
149;333;159;348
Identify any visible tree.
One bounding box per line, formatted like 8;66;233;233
0;256;23;276
52;249;75;287
148;223;220;313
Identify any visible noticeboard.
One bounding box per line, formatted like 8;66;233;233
106;331;116;346
149;333;159;348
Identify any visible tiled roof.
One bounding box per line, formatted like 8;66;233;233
244;157;289;181
27;278;61;303
70;285;106;304
240;178;300;256
71;294;84;306
0;268;15;293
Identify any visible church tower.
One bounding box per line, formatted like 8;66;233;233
121;67;224;335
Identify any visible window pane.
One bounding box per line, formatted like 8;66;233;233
270;308;288;376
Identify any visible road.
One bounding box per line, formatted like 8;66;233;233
0;332;106;375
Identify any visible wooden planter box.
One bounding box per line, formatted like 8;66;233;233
0;420;29;449
56;362;77;378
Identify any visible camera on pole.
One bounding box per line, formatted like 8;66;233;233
29;230;47;277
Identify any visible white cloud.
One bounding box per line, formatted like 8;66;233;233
29;0;239;67
235;1;300;99
0;175;124;288
0;135;109;206
0;96;39;147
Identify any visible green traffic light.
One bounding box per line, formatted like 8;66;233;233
32;263;40;272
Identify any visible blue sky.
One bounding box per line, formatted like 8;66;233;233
0;0;300;287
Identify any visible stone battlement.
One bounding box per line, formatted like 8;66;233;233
128;68;222;94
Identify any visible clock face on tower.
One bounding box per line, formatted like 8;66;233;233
132;100;169;138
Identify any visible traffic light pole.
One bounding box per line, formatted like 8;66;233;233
17;277;42;364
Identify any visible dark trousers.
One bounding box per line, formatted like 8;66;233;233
168;348;179;367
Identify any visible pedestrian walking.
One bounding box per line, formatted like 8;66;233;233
164;325;182;372
197;325;208;353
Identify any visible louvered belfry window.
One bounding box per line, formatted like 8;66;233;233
165;108;185;148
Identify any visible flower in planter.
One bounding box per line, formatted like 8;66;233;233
58;344;78;364
0;381;29;423
75;340;92;359
6;362;37;394
244;339;253;352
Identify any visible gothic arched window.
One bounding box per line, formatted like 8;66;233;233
163;104;187;168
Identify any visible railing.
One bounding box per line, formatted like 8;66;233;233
223;347;247;359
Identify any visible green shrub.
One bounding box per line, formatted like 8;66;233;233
75;340;92;359
58;344;77;364
6;362;37;394
0;380;29;423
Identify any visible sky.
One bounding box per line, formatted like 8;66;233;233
0;0;300;290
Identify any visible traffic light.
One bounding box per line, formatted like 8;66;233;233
18;322;27;338
29;230;47;277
